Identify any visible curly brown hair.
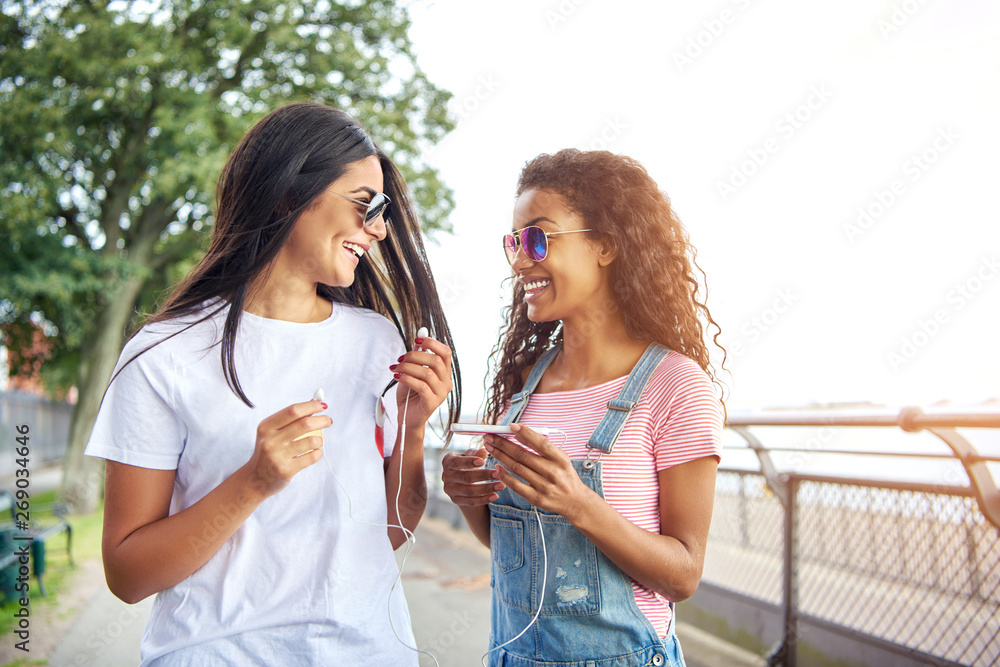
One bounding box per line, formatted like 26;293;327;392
483;149;726;423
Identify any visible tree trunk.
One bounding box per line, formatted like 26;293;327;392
59;272;147;514
60;222;163;514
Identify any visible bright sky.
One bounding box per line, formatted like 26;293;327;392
405;0;1000;415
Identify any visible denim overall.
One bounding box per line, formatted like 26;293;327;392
486;343;686;667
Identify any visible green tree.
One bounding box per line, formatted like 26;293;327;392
0;0;454;513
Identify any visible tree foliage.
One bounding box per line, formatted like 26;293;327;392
0;0;455;393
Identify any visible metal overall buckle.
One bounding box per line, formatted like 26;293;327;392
582;445;604;471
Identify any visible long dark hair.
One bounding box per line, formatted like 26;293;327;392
484;149;723;423
114;102;461;429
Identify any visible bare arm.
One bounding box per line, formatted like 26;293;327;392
566;457;716;601
383;335;454;549
101;400;330;604
486;424;718;602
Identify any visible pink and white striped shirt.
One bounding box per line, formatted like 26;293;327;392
513;350;723;637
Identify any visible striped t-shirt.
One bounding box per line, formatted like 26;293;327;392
513;350;723;637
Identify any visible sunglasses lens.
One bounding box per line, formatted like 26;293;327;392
522;227;547;261
503;234;518;264
364;193;390;225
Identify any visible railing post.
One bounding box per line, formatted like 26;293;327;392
966;520;981;601
740;471;750;547
729;425;790;508
769;474;799;667
923;424;1000;530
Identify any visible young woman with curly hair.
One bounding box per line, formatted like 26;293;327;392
442;149;725;667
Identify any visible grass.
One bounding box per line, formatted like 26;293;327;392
0;489;104;639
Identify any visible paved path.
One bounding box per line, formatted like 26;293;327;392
5;466;764;665
0;464;759;666
39;518;492;666
36;516;761;666
401;516;493;665
46;571;153;667
403;517;765;667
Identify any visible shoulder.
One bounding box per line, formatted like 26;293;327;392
117;303;226;371
643;351;722;417
647;351;714;395
645;352;724;460
332;305;405;363
336;304;400;338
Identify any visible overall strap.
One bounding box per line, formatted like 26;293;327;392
585;343;671;457
499;345;562;426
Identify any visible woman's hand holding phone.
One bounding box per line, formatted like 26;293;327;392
441;447;505;506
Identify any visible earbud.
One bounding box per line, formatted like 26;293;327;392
293;388;327;449
415;327;428;352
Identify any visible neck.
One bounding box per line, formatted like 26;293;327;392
550;310;650;390
245;272;330;323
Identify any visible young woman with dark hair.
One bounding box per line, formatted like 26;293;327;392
87;102;461;665
442;149;724;667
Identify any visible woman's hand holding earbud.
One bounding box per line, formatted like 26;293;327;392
390;335;454;431
242;399;331;500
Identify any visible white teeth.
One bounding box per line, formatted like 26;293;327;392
522;279;550;291
343;242;365;258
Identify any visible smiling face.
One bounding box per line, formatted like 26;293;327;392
510;188;615;324
273;155;387;289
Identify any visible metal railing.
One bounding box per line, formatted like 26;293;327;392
703;407;1000;667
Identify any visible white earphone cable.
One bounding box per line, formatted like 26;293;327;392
479;428;567;667
321;346;440;667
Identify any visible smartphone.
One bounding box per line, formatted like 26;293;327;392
450;423;551;436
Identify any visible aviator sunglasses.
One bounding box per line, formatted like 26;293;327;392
503;225;593;265
329;191;391;227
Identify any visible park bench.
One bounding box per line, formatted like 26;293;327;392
0;489;75;601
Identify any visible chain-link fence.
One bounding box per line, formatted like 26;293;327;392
798;481;999;665
707;471;784;605
701;409;1000;667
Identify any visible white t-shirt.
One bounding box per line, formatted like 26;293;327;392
86;300;418;666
